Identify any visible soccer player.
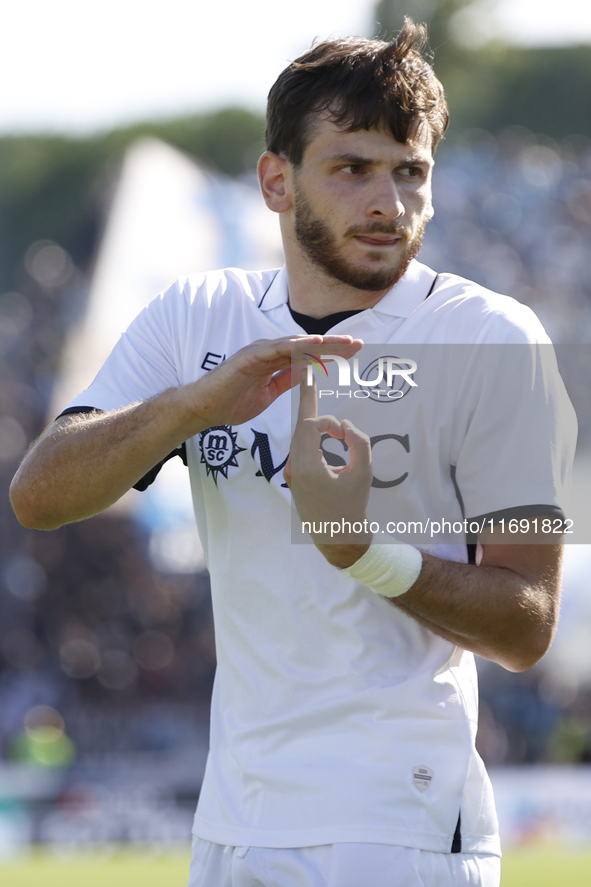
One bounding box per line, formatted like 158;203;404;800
10;19;574;887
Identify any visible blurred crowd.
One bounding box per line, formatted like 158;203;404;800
0;515;215;764
424;126;591;346
0;126;591;795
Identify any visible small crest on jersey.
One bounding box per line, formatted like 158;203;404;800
199;425;246;484
412;765;433;792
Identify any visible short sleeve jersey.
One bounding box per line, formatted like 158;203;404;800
65;260;576;856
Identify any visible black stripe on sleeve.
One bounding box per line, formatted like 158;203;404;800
466;504;566;542
451;811;462;853
132;443;188;492
466;543;477;564
57;405;104;419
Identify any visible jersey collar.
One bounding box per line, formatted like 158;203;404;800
258;260;438;319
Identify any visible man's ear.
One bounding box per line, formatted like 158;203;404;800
258;151;293;213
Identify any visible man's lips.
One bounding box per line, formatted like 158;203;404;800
354;234;402;246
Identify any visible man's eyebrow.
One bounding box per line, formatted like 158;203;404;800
400;154;433;166
326;152;432;166
327;153;375;165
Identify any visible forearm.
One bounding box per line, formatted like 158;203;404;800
392;547;562;672
289;381;563;672
10;386;206;530
12;335;364;531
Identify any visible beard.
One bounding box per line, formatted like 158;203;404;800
294;186;427;292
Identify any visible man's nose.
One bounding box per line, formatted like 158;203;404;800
367;175;405;220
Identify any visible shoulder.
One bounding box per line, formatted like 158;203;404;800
424;271;551;345
157;267;281;312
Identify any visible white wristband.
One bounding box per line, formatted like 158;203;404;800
342;544;422;598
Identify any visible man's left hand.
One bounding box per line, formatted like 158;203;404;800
284;375;372;568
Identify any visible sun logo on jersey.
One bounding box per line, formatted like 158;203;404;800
199;425;246;484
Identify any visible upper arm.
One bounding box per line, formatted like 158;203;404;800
452;342;576;536
452;341;572;653
479;535;563;590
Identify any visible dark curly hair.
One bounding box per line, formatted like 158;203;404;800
266;18;449;166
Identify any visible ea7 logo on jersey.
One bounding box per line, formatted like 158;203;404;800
199;425;246;484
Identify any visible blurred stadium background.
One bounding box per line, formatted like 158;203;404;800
1;0;591;883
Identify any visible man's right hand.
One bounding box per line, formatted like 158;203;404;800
9;334;362;531
179;334;363;428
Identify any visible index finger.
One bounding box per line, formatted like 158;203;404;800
297;372;318;422
290;336;364;368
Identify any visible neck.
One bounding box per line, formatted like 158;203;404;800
281;228;391;318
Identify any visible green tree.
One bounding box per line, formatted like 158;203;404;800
371;0;591;143
0;107;266;292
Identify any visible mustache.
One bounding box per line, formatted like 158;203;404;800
345;222;409;239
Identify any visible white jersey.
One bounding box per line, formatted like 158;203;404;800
66;260;574;857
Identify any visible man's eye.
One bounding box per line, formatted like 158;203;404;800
341;164;364;175
399;166;421;177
